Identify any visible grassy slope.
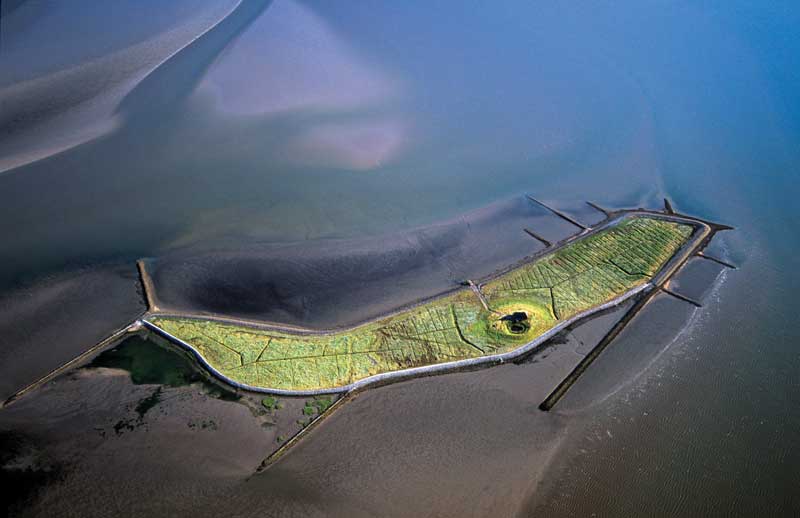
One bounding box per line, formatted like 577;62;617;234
151;217;693;391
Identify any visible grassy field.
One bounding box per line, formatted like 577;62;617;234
150;216;693;391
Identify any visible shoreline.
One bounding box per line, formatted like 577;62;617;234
143;208;714;337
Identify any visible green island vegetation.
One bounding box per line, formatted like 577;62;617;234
150;216;693;392
261;396;280;411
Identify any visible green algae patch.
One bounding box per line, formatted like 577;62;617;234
150;216;693;392
261;396;278;411
88;335;197;387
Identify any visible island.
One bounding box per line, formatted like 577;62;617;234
143;211;711;395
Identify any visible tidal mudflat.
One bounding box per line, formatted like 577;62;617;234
0;295;635;517
0;193;733;518
2;1;799;516
0;333;341;516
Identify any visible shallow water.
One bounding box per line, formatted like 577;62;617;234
1;0;800;516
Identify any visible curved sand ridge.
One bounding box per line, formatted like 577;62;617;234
0;0;244;174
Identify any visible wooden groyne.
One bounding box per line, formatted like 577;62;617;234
526;195;589;230
586;201;611;217
523;228;552;247
1;320;143;409
137;259;159;312
539;289;652;411
661;287;703;308
697;251;737;269
539;213;719;411
255;392;353;472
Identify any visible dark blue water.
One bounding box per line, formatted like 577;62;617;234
1;1;799;516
